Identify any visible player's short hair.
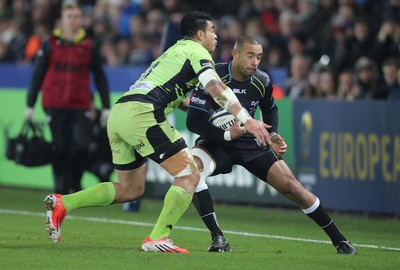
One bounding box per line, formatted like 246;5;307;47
233;36;262;51
62;0;80;10
180;11;212;38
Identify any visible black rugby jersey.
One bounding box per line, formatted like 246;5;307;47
187;62;278;150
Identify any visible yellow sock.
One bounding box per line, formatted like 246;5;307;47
149;185;192;240
61;182;115;213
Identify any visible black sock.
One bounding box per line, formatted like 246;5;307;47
192;189;223;239
305;201;346;247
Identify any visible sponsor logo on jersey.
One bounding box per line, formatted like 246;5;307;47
190;95;206;105
232;88;247;94
129;81;154;91
200;59;213;67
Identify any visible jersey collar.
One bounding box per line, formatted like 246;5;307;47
228;61;253;83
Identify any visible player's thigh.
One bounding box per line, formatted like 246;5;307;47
267;159;299;192
107;102;151;168
146;122;198;177
243;148;281;181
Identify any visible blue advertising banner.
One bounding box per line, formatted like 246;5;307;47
294;100;400;215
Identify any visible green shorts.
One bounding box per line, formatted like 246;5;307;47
107;101;184;169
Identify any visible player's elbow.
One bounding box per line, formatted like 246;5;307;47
205;80;225;98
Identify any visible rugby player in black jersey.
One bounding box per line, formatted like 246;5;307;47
187;36;357;255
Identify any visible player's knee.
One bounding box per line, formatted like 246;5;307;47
193;155;204;171
160;148;199;178
190;170;201;186
191;147;215;177
285;179;305;197
123;183;145;201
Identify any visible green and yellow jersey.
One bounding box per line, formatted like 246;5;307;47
120;39;215;117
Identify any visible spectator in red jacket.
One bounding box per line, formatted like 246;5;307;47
25;0;110;194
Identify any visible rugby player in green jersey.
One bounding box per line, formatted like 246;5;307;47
42;11;271;253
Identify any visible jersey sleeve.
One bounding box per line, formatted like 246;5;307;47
189;46;215;77
187;87;226;140
27;40;50;108
256;70;279;133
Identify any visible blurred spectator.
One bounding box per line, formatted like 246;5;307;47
24;23;50;63
273;9;297;51
264;44;286;70
0;0;396;105
375;15;400;67
162;0;188;17
315;68;337;99
243;17;269;51
215;15;243;62
116;0;141;38
331;1;355;31
0;0;12;21
128;33;154;66
0;40;12;62
352;57;381;100
81;4;95;37
387;66;400;101
115;37;131;66
305;0;336;56
260;0;280;36
100;38;118;66
92;16;115;43
344;17;377;69
283;53;312;99
382;0;400;23
25;1;110;194
381;58;400;101
303;63;320;98
337;69;356;101
7;18;27;64
129;14;145;38
10;0;30;34
287;32;309;61
30;0;58;31
144;8;167;40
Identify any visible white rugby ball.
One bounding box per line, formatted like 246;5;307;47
209;108;236;131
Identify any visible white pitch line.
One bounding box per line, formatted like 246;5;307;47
1;208;400;252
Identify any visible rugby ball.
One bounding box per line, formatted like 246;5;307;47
209;108;236;131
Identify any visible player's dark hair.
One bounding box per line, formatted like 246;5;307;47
234;36;261;51
180;11;212;38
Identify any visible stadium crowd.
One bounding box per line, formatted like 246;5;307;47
0;0;399;100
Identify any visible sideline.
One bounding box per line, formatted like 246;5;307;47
1;208;400;252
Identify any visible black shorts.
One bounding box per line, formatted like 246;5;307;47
195;139;282;182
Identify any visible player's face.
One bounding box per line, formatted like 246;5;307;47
61;7;83;33
234;43;263;78
202;21;218;53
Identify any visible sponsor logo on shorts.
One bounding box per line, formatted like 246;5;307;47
134;139;145;150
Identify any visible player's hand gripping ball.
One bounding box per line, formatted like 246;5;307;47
209;108;236;131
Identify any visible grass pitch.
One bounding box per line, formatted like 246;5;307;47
0;187;399;270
